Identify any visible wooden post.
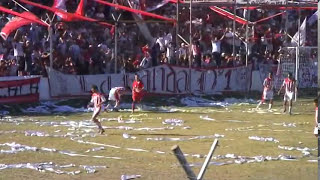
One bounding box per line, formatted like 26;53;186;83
197;139;219;180
171;145;196;180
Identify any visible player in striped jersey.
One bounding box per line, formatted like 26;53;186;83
88;85;106;134
256;72;274;110
278;73;297;115
106;86;131;112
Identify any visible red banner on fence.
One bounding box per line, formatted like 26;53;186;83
0;76;41;103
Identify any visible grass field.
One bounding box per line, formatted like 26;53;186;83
0;97;317;180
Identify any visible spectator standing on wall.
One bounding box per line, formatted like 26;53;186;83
166;42;175;64
192;40;201;67
140;52;152;69
211;31;226;67
24;40;33;74
178;43;188;66
12;30;25;76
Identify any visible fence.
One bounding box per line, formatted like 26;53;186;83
277;46;317;96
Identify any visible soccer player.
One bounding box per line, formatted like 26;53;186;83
106;86;131;111
278;73;297;115
256;72;274;110
88;85;106;134
314;98;318;137
132;74;145;113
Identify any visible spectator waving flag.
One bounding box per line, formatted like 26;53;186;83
292;18;306;46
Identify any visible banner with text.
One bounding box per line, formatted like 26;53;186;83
0;76;41;103
48;64;252;97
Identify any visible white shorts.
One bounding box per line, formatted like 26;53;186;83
284;92;294;101
262;90;273;100
314;126;318;135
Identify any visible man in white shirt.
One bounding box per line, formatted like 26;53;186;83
211;32;226;67
140;52;152;69
178;43;188;66
12;30;25;75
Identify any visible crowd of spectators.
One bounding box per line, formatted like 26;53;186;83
0;0;317;77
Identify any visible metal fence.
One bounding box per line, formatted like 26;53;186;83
277;46;317;96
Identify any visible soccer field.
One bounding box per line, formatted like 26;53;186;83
0;97;317;180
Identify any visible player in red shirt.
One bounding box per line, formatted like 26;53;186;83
256;72;274;110
132;74;145;113
278;73;297;115
87;85;106;134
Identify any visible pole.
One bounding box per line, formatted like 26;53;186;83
317;2;320;178
189;0;192;94
285;0;289;42
295;4;301;102
176;0;180;48
245;0;249;67
171;145;197;180
233;3;236;56
49;23;53;68
197;139;219;180
114;22;118;74
12;0;29;12
189;0;192;69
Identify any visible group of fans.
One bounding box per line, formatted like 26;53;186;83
0;0;317;77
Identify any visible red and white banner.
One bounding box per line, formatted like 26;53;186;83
0;76;41;103
48;64;252;97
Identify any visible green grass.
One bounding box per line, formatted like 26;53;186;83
0;98;317;180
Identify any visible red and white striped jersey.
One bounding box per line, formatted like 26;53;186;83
282;78;295;93
263;77;273;91
90;93;106;109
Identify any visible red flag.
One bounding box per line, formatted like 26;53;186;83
19;0;113;27
0;11;48;40
75;0;86;16
209;6;250;25
95;0;176;22
110;25;115;36
0;6;48;27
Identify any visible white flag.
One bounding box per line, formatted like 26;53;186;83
308;10;318;25
292;18;306;46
